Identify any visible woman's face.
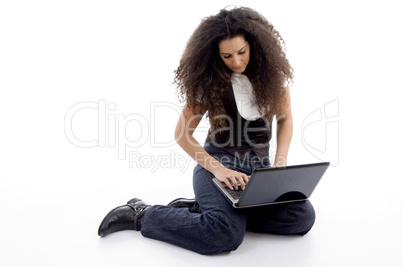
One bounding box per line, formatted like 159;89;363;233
218;35;250;74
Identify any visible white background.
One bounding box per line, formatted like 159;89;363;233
1;0;401;266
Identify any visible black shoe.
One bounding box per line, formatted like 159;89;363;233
98;198;150;237
167;197;201;213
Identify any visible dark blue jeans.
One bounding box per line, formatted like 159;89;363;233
141;144;316;255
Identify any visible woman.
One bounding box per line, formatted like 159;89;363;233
98;6;315;255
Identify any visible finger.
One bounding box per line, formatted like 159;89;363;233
242;175;250;184
229;176;239;190
234;172;248;189
235;174;248;190
236;175;246;190
242;176;249;189
223;179;234;190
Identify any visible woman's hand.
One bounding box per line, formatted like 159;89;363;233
213;166;250;190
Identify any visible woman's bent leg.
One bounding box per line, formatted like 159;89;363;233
140;164;247;255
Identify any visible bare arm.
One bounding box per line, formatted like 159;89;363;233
174;104;249;190
274;87;293;167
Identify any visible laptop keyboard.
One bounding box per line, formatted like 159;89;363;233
226;187;243;200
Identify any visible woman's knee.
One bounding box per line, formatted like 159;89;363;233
292;200;316;235
198;213;246;255
200;229;245;255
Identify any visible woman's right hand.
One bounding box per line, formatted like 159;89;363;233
213;166;250;191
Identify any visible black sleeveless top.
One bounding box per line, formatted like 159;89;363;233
205;86;272;160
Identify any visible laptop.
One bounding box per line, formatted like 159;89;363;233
212;162;330;208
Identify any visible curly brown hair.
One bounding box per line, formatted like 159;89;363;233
174;6;293;131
